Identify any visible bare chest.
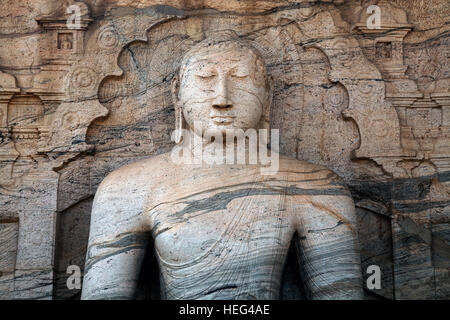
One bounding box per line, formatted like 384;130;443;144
149;184;297;266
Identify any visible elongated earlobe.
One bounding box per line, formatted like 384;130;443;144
259;75;274;145
172;75;184;143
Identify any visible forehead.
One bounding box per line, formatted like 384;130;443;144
184;44;259;69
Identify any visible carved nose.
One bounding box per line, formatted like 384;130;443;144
212;76;232;108
212;96;232;109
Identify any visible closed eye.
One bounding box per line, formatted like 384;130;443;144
197;75;216;80
230;69;249;79
196;72;217;79
231;74;248;79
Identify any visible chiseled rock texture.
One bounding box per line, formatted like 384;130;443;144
81;32;365;300
0;0;449;300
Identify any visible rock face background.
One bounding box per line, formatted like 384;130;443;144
0;0;449;300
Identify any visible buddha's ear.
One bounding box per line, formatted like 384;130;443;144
171;74;180;106
259;74;274;146
171;75;184;143
263;75;274;127
266;75;274;114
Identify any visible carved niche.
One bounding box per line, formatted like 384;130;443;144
46;3;406;300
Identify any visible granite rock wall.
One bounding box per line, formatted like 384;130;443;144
0;0;449;299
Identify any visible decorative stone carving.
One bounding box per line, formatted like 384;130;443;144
0;0;448;301
35;2;92;63
29;2;92;100
354;0;413;79
0;72;21;186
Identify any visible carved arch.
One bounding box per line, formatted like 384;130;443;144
48;5;400;167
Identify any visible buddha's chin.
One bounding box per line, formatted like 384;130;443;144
205;125;249;138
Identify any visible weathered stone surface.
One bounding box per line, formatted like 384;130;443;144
356;206;394;299
54;198;93;300
13;269;53;300
0;221;19;299
0;222;19;272
0;0;448;300
0;273;15;300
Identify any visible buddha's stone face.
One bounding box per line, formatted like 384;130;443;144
178;43;270;138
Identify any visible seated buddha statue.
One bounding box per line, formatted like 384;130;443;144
81;31;363;300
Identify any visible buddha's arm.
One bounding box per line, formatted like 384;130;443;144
293;192;364;300
81;173;150;300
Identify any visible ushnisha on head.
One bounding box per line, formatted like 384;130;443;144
172;30;273;141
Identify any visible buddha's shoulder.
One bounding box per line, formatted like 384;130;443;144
96;152;176;193
273;156;354;209
276;155;347;187
278;155;338;175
